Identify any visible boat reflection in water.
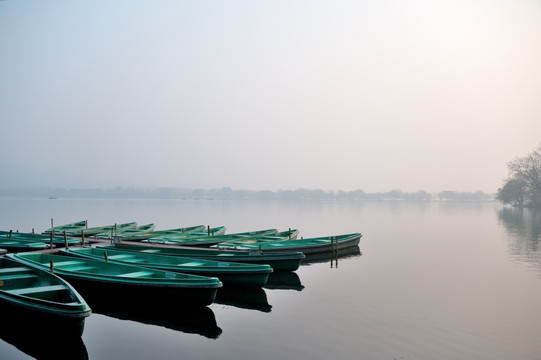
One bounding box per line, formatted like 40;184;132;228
0;310;88;359
215;286;272;313
264;271;304;291
76;287;222;339
301;245;362;268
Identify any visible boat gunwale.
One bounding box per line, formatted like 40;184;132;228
214;233;362;254
59;248;274;275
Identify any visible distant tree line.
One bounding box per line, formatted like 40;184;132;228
497;144;541;208
0;186;495;202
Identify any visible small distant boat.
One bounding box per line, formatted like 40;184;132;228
61;247;273;287
146;228;279;247
7;253;222;306
43;220;88;235
215;233;363;254
100;244;305;272
0;257;91;336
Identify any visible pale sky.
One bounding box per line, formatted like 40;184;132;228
1;1;540;193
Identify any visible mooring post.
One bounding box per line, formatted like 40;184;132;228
81;230;85;247
32;228;34;234
289;228;291;240
8;230;12;240
208;225;210;236
64;231;68;249
51;218;53;229
50;232;53;249
50;259;54;273
104;251;109;262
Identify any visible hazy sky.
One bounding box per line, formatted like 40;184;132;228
1;1;540;192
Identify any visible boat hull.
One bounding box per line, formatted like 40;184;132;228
0;257;91;336
215;233;362;254
63;275;219;306
0;296;88;337
100;244;305;271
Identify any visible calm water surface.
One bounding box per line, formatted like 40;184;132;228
0;198;540;359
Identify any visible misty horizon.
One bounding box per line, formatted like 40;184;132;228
0;185;495;203
0;161;496;196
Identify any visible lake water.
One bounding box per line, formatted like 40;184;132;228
0;197;540;360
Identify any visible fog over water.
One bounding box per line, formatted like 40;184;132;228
1;1;540;192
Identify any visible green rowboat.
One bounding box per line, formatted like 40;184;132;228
7;253;222;306
145;228;279;247
99;244;305;271
0;257;91;336
214;229;300;247
195;226;227;236
163;226;228;238
124;226;225;243
63;222;138;237
118;225;207;241
0;230;81;247
0;238;51;252
43;220;87;235
60;247;272;287
214;233;362;254
96;223;156;239
257;229;299;240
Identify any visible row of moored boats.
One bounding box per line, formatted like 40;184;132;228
0;220;362;336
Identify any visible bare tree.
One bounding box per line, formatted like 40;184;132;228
497;144;541;207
